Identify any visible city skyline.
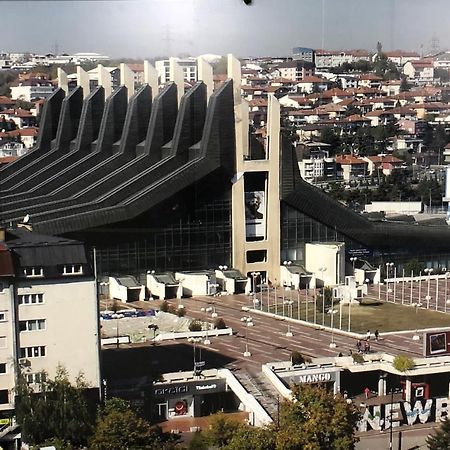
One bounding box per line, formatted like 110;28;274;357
1;0;450;59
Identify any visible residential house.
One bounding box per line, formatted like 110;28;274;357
292;47;315;63
296;141;336;182
279;95;312;109
156;57;198;83
10;79;55;102
383;51;420;67
363;155;404;176
365;110;395;127
381;80;402;97
411;102;450;120
1;109;37;129
271;60;315;82
296;76;330;94
358;73;382;89
335;154;368;181
314;49;370;69
403;60;434;83
0;97;15;112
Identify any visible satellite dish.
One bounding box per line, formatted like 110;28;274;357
23;214;30;224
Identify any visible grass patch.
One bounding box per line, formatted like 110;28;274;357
264;299;450;333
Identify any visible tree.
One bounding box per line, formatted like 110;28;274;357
276;384;360;450
90;398;172;450
15;365;94;447
225;426;276;450
404;259;424;276
203;412;243;448
427;417;450;450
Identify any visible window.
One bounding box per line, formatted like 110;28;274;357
23;267;43;278
59;264;83;276
18;293;44;305
19;319;46;332
19;346;46;358
0;312;6;322
0;390;9;405
0;364;6;374
26;372;46;384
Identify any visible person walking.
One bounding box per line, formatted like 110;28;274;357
366;330;371;340
364;386;370;399
374;329;379;341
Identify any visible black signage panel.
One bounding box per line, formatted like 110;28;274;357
153;378;226;398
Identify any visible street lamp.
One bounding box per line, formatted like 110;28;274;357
424;268;433;309
318;267;327;326
328;307;338;348
411;302;423;340
445;271;450;313
385;262;394;302
284;300;293;337
241;316;253;357
148;324;159;345
188;337;203;376
350;257;357;276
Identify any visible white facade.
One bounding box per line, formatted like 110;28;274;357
10;84;55;102
155;58;197;84
305;242;345;286
16;278;100;388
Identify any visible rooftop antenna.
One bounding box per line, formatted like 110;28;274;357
163;25;173;58
54;39;59;56
321;0;325;50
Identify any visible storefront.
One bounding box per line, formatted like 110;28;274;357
151;370;237;421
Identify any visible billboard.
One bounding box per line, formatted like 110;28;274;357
245;191;266;238
424;331;450;356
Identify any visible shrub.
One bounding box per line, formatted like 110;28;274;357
292;351;312;365
393;355;415;372
177;307;186;317
160;300;170;312
352;353;365;364
213;318;227;329
189;320;202;332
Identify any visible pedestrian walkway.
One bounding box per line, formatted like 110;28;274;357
233;368;280;420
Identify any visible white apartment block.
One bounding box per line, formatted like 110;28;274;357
155;58;198;84
0;228;100;417
314;50;370;69
10;81;55;102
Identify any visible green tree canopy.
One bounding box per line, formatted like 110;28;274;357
90;397;173;450
276;384;360;450
427;417;450;450
15;365;93;447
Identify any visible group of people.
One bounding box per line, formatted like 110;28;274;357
356;329;379;354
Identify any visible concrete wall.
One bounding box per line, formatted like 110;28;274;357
305;242;345;286
17;278;100;389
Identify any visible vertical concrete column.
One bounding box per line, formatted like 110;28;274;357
405;378;412;403
230;52;247;275
334;371;341;395
197;57;213;102
143;60;158;99
169;57;184;106
76;66;90;99
120;63;135;100
378;377;386;396
227;54;242;106
57;68;69;95
98;64;112;99
265;94;281;282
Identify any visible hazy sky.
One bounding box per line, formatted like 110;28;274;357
2;0;450;58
